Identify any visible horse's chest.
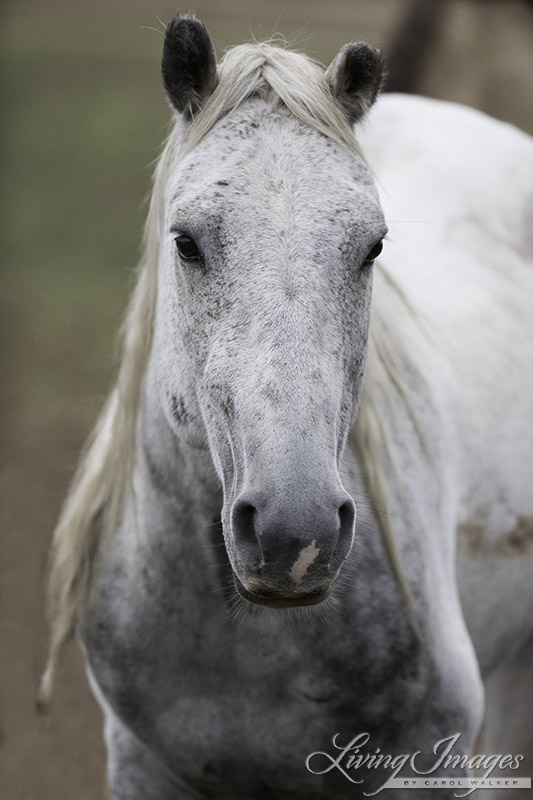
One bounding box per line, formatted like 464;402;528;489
86;608;350;796
83;528;428;798
84;577;416;797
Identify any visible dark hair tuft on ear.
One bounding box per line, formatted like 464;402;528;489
325;42;386;126
162;15;218;117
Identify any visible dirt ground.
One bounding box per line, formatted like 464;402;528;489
1;1;532;798
1;424;107;799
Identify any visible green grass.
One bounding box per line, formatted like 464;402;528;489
1;8;171;433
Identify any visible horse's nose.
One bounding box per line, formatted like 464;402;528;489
229;490;355;603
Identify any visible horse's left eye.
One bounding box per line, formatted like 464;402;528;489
174;235;201;263
364;240;383;264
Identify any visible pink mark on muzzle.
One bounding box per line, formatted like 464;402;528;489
289;540;320;587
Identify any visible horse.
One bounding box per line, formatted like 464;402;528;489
38;14;533;799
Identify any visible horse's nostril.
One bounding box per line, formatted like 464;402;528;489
231;499;261;568
338;500;355;532
233;500;256;532
334;498;356;565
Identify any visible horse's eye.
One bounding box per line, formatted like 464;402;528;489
364;239;383;264
174;235;201;263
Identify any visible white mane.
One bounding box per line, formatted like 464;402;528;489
38;42;417;708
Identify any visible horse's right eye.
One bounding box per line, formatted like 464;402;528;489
364;239;383;265
174;235;201;263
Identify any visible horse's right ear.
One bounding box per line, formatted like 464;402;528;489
162;15;218;118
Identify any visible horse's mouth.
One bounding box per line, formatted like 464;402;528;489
233;574;331;608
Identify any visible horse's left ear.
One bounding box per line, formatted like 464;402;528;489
325;43;385;125
162;15;218;118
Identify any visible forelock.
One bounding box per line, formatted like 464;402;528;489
181;42;365;160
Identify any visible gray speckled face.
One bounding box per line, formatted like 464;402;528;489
153;98;387;606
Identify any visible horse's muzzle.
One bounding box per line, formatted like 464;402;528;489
227;489;356;605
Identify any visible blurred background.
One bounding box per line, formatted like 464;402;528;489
1;0;532;797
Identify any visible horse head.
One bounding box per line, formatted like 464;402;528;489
154;16;387;607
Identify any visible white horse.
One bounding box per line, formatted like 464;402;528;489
39;15;533;799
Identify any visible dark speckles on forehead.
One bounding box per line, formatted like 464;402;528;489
176;98;366;181
167;98;382;249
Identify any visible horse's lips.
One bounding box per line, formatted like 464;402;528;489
233;573;331;608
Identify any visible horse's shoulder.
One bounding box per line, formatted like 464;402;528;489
361;93;533;193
